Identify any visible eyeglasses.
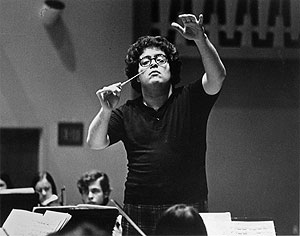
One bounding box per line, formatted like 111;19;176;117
139;54;168;67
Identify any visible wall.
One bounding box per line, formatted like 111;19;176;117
0;0;299;235
0;0;132;205
204;59;299;235
180;58;299;235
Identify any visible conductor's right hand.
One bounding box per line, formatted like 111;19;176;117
96;82;122;111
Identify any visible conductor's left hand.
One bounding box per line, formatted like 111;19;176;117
171;14;205;41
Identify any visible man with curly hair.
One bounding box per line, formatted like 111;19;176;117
87;13;226;235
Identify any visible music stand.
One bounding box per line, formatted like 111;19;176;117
33;205;119;233
0;192;39;225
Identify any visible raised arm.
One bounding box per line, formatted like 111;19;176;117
171;14;226;95
86;82;122;149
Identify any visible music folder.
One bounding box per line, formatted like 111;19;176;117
0;189;38;226
33;204;119;233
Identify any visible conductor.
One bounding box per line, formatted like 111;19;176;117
87;13;226;235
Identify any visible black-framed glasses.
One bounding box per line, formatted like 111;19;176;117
139;54;168;67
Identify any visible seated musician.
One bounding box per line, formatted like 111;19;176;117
77;169;122;236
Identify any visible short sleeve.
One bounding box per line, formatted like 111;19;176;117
108;107;126;146
187;79;220;112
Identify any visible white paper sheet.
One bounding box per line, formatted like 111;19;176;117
230;220;276;236
200;212;232;236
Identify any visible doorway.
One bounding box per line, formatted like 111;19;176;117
0;128;41;188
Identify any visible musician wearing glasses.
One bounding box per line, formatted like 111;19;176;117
87;13;226;235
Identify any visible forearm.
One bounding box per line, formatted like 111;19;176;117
86;108;111;150
194;33;226;85
171;14;226;90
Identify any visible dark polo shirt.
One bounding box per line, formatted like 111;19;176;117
108;79;219;204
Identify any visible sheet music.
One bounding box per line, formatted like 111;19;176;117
76;204;118;210
230;221;276;236
32;204;118;213
199;212;276;236
2;209;71;236
3;209;45;236
0;228;8;236
200;212;232;236
0;187;35;194
43;210;72;231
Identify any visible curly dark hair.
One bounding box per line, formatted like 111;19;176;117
125;36;182;93
77;170;111;206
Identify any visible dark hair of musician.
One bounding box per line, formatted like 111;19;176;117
77;170;111;206
155;204;207;235
0;173;13;188
32;171;57;195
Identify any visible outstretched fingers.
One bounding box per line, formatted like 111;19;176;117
171;22;184;35
178;14;198;24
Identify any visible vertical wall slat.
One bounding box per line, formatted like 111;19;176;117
258;0;270;40
142;0;299;58
224;0;239;39
157;0;172;37
290;0;300;40
192;0;205;15
240;14;252;47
